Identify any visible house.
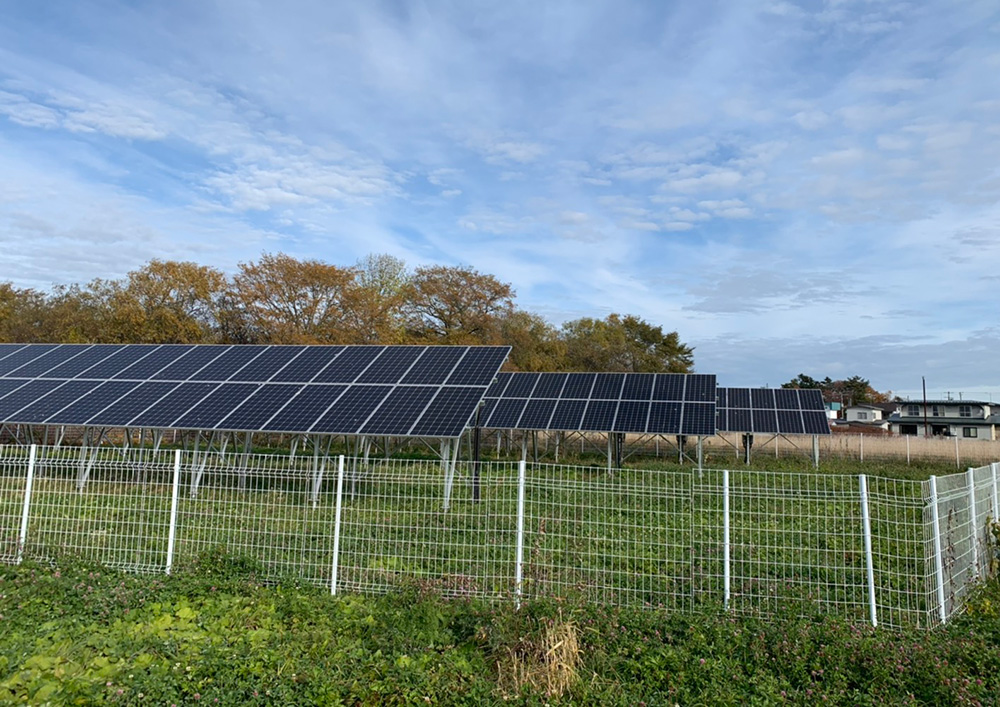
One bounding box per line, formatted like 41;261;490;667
887;400;1000;440
832;404;892;433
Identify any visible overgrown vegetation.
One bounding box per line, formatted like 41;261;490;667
0;558;998;705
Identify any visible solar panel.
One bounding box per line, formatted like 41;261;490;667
482;371;717;436
716;386;831;435
0;344;510;438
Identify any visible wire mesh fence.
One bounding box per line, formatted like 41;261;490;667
0;444;997;629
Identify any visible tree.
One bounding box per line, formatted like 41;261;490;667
231;252;358;344
560;314;694;373
404;265;514;344
497;309;566;371
782;373;889;405
342;253;411;343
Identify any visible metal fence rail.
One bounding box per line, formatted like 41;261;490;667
0;445;997;629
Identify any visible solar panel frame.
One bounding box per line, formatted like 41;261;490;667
716;386;830;435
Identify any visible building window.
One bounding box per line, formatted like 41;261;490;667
858;412;868;420
900;424;918;436
963;427;978;438
907;405;919;417
932;405;940;417
959;405;972;418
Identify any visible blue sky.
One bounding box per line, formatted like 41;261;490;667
1;1;999;398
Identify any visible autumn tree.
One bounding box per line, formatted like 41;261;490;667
561;314;694;373
0;283;46;342
497;309;566;371
782;373;888;405
404;265;514;344
342;253;411;343
231;252;358;344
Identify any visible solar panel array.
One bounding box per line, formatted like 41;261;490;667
481;371;717;436
0;343;510;438
716;387;830;435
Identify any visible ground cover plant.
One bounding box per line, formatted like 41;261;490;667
0;558;998;705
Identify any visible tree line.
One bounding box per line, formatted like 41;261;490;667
781;373;890;405
0;253;694;373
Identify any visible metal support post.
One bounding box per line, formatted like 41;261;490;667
330;455;345;595
929;476;947;624
16;445;38;565
723;468;730;609
967;467;979;578
515;459;526;608
859;474;877;627
991;462;999;528
442;440;455;511
812;435;820;469
165;450;181;574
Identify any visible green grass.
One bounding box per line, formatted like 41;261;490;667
1;560;998;705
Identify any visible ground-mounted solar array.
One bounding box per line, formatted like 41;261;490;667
0;343;510;438
715;387;831;436
480;371;718;436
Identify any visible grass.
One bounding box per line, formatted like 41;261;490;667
1;559;999;705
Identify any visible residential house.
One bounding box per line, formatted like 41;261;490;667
887;400;1000;440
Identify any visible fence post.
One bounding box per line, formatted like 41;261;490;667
955;437;960;469
330;455;346;595
165;450;181;575
966;467;978;579
723;469;730;610
929;476;947;624
515;459;526;608
859;434;864;463
859;474;877;627
906;435;910;466
16;444;38;565
991;462;999;528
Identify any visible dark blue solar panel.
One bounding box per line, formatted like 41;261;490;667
215;384;304;431
485;372;512;398
752;388;775;409
0;378;30;401
265;385;347;432
0;379;65;417
591;373;625;400
188;347;269;381
532;373;567;399
652;375;684;402
622;374;653;401
269;346;344;383
129;383;219;427
798;389;826;410
445;347;510;386
776;409;805;435
400;347;465;385
476;398;497;426
5;380;103;423
561;373;595;399
172;383;261;429
0;344;62;376
548;399;587;430
613;401;650;433
716;387;729;408
504;372;539;398
726;408;751;433
41;345;125;378
87;381;179;426
312;346;384;383
360;386;438;435
227;346;306;382
91;345;169;378
329;384;378;431
648;402;682;434
356;347;423;384
46;381;141;425
752;408;779;433
728;388;751;408
518;399;557;429
0;344;27;362
409;386;484;437
774;388;800;409
10;345;92;377
580;400;618;431
486;398;527;429
681;402;716;436
683;375;717;402
803;411;831;434
151;347;230;380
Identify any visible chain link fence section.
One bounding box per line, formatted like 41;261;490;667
1;444;998;628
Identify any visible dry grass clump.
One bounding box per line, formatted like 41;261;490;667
496;612;582;699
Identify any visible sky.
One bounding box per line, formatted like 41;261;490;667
1;1;999;399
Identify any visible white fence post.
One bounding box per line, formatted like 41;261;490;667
515;459;526;608
330;455;346;595
992;462;999;526
16;444;38;565
723;469;731;610
859;474;877;627
929;475;947;624
966;467;978;579
165;449;181;575
905;435;910;465
859;434;864;463
954;437;960;469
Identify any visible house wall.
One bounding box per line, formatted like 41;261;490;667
845;407;883;422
